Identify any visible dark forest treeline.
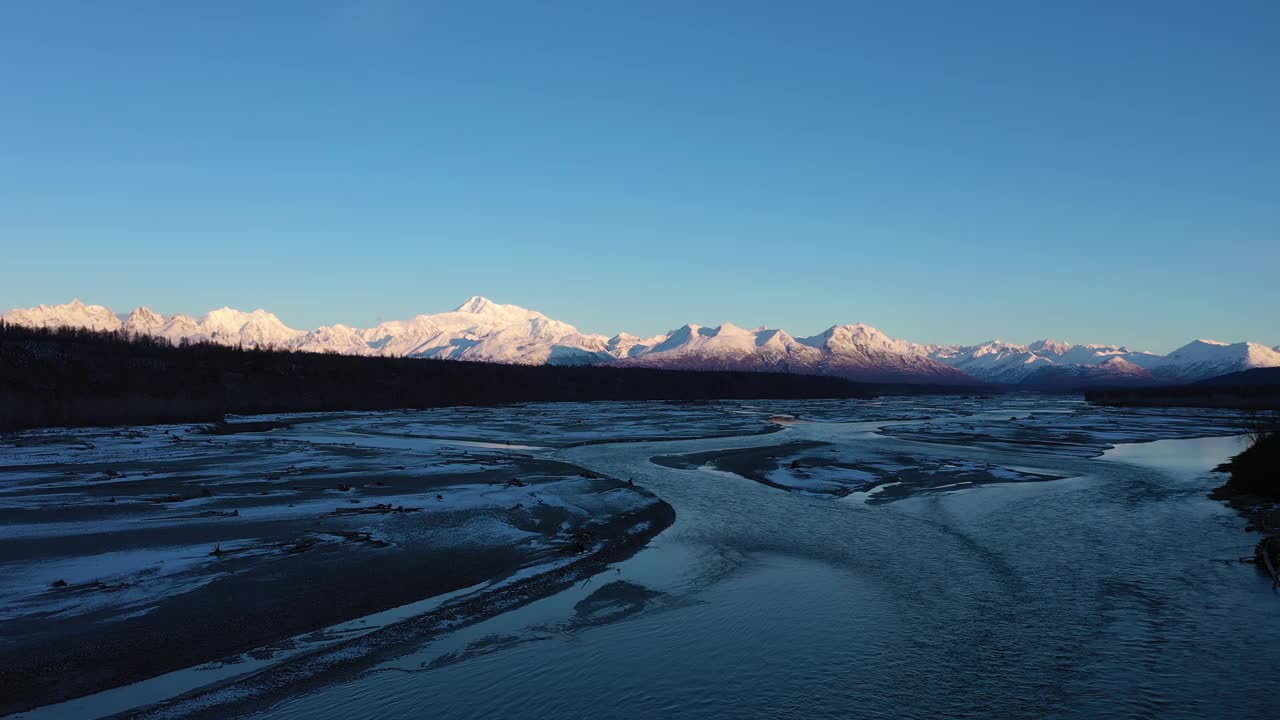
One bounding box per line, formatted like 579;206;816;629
1087;368;1280;410
0;322;880;431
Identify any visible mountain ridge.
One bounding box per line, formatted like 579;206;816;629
5;297;1276;386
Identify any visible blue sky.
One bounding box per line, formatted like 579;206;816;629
2;1;1276;352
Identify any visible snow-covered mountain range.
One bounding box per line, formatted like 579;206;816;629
5;298;1278;387
925;336;1280;385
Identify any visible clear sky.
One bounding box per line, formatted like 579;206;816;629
2;1;1276;352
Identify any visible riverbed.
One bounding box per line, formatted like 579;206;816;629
4;396;1276;719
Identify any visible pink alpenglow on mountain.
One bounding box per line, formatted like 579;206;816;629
5;297;1278;385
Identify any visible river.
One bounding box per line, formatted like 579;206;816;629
239;398;1278;720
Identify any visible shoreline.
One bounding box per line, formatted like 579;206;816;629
1209;433;1280;581
1210;484;1280;584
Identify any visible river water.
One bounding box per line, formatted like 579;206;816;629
240;398;1278;720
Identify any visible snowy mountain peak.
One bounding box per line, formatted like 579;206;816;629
123;307;166;334
127;306;162;322
456;295;498;314
1152;339;1280;381
2;299;123;332
801;323;924;357
199;307;300;345
1028;338;1072;355
449;296;549;324
1099;356;1143;371
1169;339;1233;356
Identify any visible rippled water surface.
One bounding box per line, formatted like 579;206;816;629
241;398;1277;720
